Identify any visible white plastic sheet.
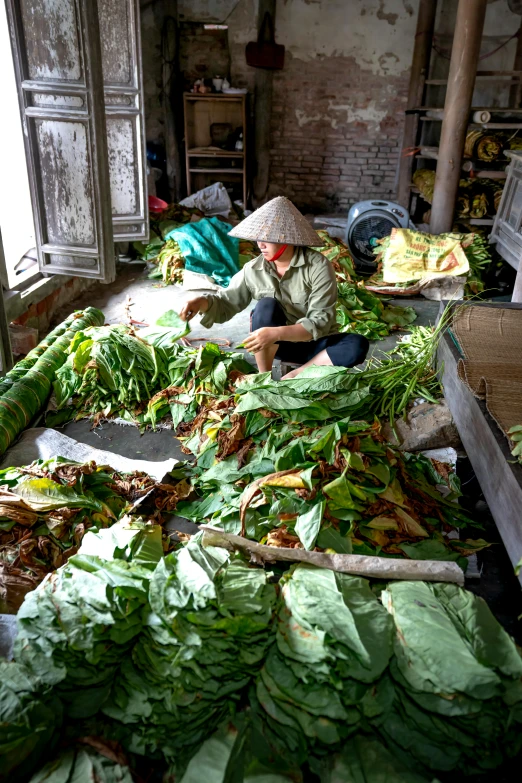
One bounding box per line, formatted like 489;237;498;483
0;427;177;481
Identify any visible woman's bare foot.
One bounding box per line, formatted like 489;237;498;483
280;349;333;380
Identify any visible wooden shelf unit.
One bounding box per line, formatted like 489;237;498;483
183;93;248;208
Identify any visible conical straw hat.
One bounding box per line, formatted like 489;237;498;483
229;196;322;246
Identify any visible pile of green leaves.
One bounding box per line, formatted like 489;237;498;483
256;565;394;757
146;340;254;430
51;313;254;428
50;316;188;426
180;415;486;564
336;282;417;341
249;568;522;779
13;519;159;719
12;521;276;772
378;581;522;775
0;457;161;607
8;522;522;781
0;660;62;783
103;535;276;762
0;307;104;456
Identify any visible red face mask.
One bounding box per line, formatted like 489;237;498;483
267;244;288;262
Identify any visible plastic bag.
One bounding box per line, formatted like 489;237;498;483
382;229;470;283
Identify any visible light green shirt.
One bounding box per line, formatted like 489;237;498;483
200;247;338;340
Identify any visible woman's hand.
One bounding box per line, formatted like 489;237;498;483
243;327;279;353
179;296;208;321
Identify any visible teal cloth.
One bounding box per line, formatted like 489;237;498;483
165;216;240;287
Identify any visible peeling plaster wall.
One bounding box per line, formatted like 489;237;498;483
142;0;522;213
268;0;418;212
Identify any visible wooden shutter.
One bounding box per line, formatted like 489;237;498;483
99;0;148;242
5;0;115;282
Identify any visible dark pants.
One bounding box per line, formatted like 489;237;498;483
251;297;369;368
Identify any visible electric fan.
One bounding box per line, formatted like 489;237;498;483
346;200;409;273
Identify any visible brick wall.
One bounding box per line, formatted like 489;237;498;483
12;277;95;336
267;54;406;213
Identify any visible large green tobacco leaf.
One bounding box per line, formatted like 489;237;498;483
382;581;501;700
294;500;325;550
10;477;108;513
430;582;522;679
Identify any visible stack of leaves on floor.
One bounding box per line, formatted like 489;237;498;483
377;581;522;776
27;745;134;783
255;565;394;759
50;310;254;428
103;534;276;763
13;520;162;721
0;660;62;783
0;307;104;456
6;523;522;781
0;457;187;612
180;413;487;565
336;282;417;340
249;566;522;780
11;522;276;775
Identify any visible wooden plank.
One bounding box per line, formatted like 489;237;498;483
438;316;522;586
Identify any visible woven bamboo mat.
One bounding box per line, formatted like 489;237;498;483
453;306;522;436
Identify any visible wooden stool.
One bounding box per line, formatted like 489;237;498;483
272;358;301;380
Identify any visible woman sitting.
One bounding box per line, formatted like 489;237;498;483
179;196;369;379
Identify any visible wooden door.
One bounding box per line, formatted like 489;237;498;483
99;0;148;241
5;0;116;282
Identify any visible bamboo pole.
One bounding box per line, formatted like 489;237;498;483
430;0;487;234
396;0;438;208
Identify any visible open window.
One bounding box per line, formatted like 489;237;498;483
2;0;148;285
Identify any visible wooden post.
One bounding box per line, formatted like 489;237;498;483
430;0;487;234
253;0;276;206
397;0;438;208
509;19;522;109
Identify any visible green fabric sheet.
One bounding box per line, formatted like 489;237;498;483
165;216;240;287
